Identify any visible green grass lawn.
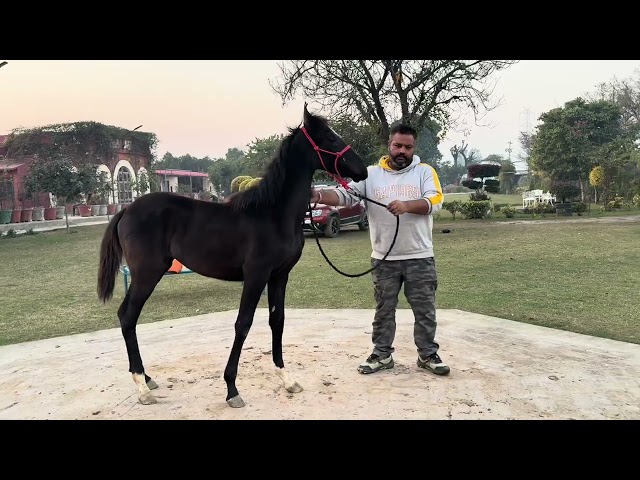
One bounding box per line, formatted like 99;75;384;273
0;216;639;346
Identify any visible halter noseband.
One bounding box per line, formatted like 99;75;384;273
300;126;352;189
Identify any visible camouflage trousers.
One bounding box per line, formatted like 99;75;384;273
369;257;439;359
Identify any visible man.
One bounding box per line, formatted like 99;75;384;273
309;123;449;376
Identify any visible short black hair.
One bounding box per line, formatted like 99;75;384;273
389;123;418;139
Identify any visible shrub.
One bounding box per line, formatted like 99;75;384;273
230;176;253;193
442;200;463;220
460;200;492;219
502;205;517;218
469;191;490;201
550;179;580;202
572;202;588;215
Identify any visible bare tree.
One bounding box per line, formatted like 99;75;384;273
461;147;482;166
450;140;468;167
587;69;640;131
269;60;518;147
518;131;535;170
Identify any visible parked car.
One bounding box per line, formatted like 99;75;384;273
303;186;368;237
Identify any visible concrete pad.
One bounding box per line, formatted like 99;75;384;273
1;308;638;420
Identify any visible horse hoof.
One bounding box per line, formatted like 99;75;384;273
146;379;159;390
227;395;246;408
139;392;157;405
286;382;303;394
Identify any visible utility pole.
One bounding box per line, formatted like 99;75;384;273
505;141;513;161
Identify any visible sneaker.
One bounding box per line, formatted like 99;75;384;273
417;353;450;375
357;354;394;374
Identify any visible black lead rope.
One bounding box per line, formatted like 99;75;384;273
306;191;399;278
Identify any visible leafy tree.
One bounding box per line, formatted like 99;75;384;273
589;165;604;203
481;154;515;194
330;115;383;167
243;135;284;177
22;156;101;233
225;148;245;162
209;158;235;198
530;98;629;201
270;60;518;147
208;148;248;198
434;161;466;187
414;119;443;166
154;152;215;173
550;179;581;203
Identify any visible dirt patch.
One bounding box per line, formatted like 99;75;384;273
1;309;639;420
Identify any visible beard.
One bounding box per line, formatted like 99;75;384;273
390;153;411;169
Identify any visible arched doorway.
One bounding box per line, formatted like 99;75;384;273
116;166;134;204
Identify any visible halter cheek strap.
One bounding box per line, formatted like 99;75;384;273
301;126;352;190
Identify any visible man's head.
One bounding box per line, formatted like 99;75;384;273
387;123;418;170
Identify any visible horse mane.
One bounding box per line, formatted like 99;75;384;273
228;125;302;213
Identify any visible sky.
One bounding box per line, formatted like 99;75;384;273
2;60;640;172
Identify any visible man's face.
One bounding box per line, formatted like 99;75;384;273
388;133;416;170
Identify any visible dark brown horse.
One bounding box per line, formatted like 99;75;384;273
97;104;368;408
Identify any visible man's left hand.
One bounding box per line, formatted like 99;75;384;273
387;200;408;216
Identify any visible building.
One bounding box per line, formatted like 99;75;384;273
0;123;155;212
155;169;215;198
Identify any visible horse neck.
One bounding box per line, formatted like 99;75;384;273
279;158;315;224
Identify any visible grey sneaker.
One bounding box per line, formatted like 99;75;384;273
417;353;450;375
357;354;394;374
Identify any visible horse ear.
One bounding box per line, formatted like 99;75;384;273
303;102;311;125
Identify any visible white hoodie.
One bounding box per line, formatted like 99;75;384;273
334;155;443;260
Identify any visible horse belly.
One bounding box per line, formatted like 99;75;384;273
180;250;245;281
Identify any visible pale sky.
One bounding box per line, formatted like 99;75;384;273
2;60;640;171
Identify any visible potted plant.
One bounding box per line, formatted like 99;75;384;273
20;203;33;222
17;178;43;221
43;193;58;220
95;172;111;216
11;200;21;224
88;194;101;216
0;176;13;224
103;180;118;215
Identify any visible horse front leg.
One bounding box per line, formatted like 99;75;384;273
118;275;163;405
224;273;268;408
268;273;303;395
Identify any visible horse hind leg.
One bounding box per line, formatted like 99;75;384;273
118;266;167;405
268;273;303;395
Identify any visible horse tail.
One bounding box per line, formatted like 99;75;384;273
97;209;126;303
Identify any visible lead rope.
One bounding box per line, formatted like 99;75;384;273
300;126;399;278
307;184;399;278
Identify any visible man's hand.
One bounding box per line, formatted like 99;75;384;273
387;200;409;216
